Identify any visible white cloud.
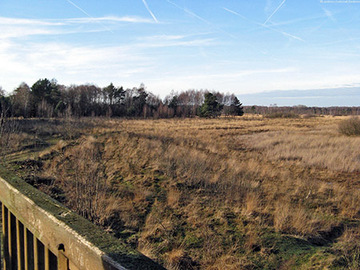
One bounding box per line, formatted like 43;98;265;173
182;67;297;80
0;15;155;39
0;13;220;93
0;38;154;91
140;35;187;41
0;17;64;26
64;16;154;24
137;38;216;48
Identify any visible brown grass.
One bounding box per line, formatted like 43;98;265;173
8;115;360;269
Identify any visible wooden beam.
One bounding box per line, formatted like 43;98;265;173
7;210;12;270
1;204;7;270
33;236;38;270
23;228;28;270
44;247;49;270
57;251;68;270
16;219;23;270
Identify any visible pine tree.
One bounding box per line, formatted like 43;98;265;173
199;92;223;118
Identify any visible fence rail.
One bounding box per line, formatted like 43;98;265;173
0;171;164;270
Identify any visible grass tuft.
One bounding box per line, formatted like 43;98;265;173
338;117;360;136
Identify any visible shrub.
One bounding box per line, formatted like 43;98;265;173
338;117;360;136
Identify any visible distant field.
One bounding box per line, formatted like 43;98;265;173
2;115;360;269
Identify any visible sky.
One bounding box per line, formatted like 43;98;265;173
1;0;360;106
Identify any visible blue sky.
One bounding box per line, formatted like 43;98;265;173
1;0;360;105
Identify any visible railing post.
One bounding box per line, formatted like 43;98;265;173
23;228;28;270
7;210;11;270
0;174;165;270
33;236;38;270
44;248;49;270
57;249;68;270
16;219;23;270
0;201;4;269
1;203;3;270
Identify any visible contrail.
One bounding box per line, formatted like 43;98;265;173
142;0;159;23
165;0;211;25
223;7;304;42
263;0;286;25
223;7;248;20
262;23;304;41
166;0;236;39
65;0;114;33
66;0;93;20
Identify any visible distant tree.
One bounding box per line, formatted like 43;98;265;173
251;105;256;114
226;96;244;116
31;78;61;117
103;83;125;116
176;90;205;117
168;95;178;110
199;92;223;118
0;87;11;117
126;84;148;117
103;83;125;105
11;83;31;117
68;84;102;117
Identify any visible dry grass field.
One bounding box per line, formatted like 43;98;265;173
2;115;360;269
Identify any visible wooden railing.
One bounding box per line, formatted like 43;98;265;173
0;171;165;270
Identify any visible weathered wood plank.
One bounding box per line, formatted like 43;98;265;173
33;236;37;270
2;204;7;270
0;172;165;270
23;228;28;270
16;219;23;270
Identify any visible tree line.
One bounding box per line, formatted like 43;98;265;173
0;79;244;119
245;105;360;116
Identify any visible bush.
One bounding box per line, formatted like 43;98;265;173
338;117;360;136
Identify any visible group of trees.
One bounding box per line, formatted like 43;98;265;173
0;79;244;119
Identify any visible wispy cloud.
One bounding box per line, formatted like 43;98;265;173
262;23;304;42
0;16;154;26
142;0;159;23
184;67;296;80
136;33;218;49
316;37;360;47
266;14;329;27
137;38;215;48
65;16;154;24
0;17;63;39
322;7;336;23
320;7;357;48
223;7;304;42
144;67;298;95
0;39;154;90
0;17;64;26
0;15;155;39
140;35;187;41
264;0;286;25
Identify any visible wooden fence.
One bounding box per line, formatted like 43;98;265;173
0;172;164;270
